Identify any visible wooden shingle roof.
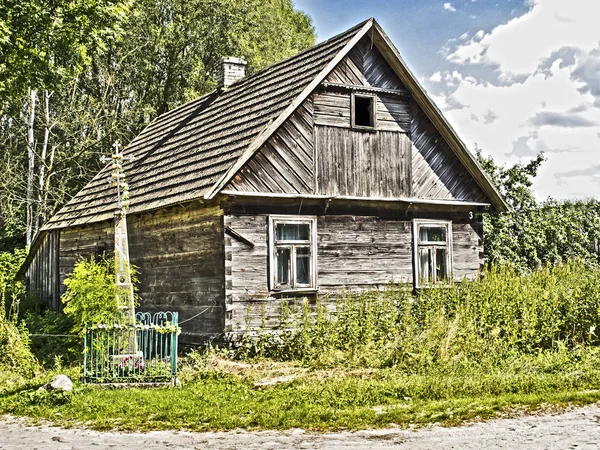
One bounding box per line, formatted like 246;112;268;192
43;18;508;231
43;20;372;230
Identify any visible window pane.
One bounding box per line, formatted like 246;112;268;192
419;226;446;243
436;248;447;281
296;247;311;285
276;247;291;286
419;248;433;284
276;223;309;241
354;96;374;127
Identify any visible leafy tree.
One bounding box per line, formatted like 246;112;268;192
477;148;600;271
0;0;315;249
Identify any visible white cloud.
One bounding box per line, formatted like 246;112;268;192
429;72;442;83
431;0;600;200
447;0;600;77
444;3;457;12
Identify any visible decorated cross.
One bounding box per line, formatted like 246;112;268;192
101;142;136;324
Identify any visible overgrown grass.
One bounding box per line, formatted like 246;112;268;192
237;261;600;371
1;351;600;431
2;261;600;431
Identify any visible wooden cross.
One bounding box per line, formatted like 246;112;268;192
101;141;134;215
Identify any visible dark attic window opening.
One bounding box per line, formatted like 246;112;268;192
353;94;375;129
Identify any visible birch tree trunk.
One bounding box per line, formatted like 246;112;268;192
26;88;37;247
36;89;53;236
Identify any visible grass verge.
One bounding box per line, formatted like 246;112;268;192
2;354;600;431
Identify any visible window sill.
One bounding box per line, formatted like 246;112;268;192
269;288;320;297
351;125;377;133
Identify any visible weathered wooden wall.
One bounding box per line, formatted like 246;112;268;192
57;204;225;345
313;39;413;198
411;100;488;203
59;221;113;297
314;126;411;197
25;230;60;309
224;212;483;334
128;204;225;344
324;36;407;91
312;91;410;132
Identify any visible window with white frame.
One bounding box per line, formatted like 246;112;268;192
268;216;317;291
413;220;452;287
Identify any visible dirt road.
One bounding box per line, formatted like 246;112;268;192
2;404;600;449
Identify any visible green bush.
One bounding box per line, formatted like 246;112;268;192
61;256;123;331
0;248;39;377
24;309;79;367
238;261;600;371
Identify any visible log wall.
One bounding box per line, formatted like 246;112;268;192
224;212;483;334
24;230;60;309
58;204;225;345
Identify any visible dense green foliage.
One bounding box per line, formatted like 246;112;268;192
61;257;119;332
24;309;78;367
0;0;315;248
0;249;38;376
477;149;600;271
0;247;26;307
238;262;600;367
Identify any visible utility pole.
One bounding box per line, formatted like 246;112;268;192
101;142;135;325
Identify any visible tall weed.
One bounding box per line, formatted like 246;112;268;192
238;261;600;371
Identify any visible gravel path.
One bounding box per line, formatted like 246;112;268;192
2;405;600;449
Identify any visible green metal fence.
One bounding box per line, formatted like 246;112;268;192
83;311;179;384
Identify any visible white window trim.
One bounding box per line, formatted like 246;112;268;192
412;219;453;288
268;215;318;292
351;92;377;130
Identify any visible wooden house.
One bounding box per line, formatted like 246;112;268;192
21;19;508;345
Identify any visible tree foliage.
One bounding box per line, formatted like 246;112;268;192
477;149;600;271
0;0;315;249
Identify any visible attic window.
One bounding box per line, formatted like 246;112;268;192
352;93;376;129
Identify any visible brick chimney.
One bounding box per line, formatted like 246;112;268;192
217;57;247;90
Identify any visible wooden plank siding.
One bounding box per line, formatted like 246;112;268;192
225;103;315;194
324;36;408;92
224;212;483;334
25;231;60;309
411;100;488;202
315;126;411;198
59;222;113;297
127;204;225;344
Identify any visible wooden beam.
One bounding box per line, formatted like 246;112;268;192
225;226;255;248
320;82;411;98
221;190;491;208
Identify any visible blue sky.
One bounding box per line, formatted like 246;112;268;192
294;0;600;201
295;0;528;75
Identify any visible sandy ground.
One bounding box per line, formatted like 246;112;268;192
2;404;600;449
